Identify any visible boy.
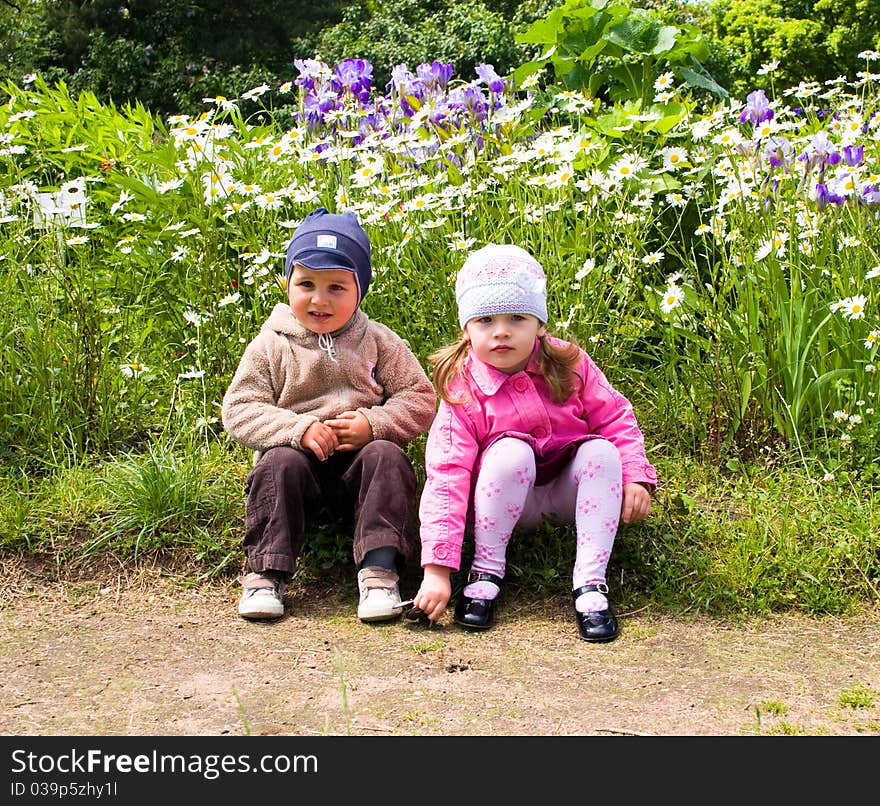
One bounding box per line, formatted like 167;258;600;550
222;208;436;622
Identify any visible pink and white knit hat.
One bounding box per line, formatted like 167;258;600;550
455;244;548;328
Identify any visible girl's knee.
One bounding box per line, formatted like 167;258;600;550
481;438;536;480
575;439;622;474
486;437;534;461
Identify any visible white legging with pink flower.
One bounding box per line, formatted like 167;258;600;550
463;437;623;613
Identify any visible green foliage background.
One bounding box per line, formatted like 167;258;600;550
2;1;878;115
1;0;879;617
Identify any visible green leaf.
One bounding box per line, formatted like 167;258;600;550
739;372;752;420
442;161;463;186
515;10;566;45
649;101;689;134
512;57;549;89
606;16;664;55
653;25;680;55
562;62;592;90
678;61;730;100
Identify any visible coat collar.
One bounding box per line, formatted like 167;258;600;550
465;338;541;396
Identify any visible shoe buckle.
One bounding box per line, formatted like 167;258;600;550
596;582;609;594
467;570;501;585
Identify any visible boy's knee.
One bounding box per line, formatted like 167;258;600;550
358;440;416;491
251;446;310;482
361;439;409;466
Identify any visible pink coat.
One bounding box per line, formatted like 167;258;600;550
419;337;657;570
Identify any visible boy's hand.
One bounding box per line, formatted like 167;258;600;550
302;421;339;461
413;564;452;622
325;410;373;451
621;482;651;524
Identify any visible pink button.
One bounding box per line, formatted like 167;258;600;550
434;545;448;559
514;378;529;392
533;427;547;439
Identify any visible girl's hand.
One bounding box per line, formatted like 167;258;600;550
414;564;452;622
621;482;651;524
302;421;339;461
325;410;373;451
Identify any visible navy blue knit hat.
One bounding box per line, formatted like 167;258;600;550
285;208;372;302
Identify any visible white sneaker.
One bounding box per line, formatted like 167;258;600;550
357;567;402;622
238;572;285;619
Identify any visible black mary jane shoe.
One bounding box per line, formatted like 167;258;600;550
573;583;619;643
454;571;504;630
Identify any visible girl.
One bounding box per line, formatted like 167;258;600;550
413;244;656;642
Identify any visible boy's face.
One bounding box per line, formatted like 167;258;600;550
288;264;359;334
465;313;545;375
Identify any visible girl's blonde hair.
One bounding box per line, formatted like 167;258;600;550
430;331;582;405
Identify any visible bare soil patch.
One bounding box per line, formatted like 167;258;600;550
2;559;879;737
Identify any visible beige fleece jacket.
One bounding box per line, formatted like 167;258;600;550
221;303;436;452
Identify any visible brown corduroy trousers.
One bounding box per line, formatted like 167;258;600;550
242;440;418;578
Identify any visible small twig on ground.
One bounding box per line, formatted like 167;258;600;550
619;604;652;617
594;727;656;736
350;723;395;733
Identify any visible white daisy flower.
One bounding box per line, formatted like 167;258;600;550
660;283;684;313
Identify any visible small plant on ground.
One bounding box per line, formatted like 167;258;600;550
839;683;876;709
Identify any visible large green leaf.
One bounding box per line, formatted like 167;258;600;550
515;8;567;45
604;13;680;56
678;59;730;100
649;101;689;134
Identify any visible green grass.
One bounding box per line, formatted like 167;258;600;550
2;444;878;618
0;441;246;579
838;684;876;710
2;66;880;624
409;640;446;654
758;700;788;716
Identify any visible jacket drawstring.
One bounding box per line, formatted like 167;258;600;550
317;332;337;362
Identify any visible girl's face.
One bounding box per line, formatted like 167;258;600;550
288;264;359;333
465;312;545;375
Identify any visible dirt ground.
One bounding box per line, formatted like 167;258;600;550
2;559;879;737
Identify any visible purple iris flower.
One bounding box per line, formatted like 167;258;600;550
739;89;774;125
428;98;452;126
334;58;373;104
360;99;390;134
813;183;845;208
389;64;417;95
862;185;880;206
388;64;428;115
302;87;338;128
843;145;864;166
417;61;453;92
797;131;841;171
475;63;506;94
294;58;327;92
448;86;489;123
763;136;792;169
